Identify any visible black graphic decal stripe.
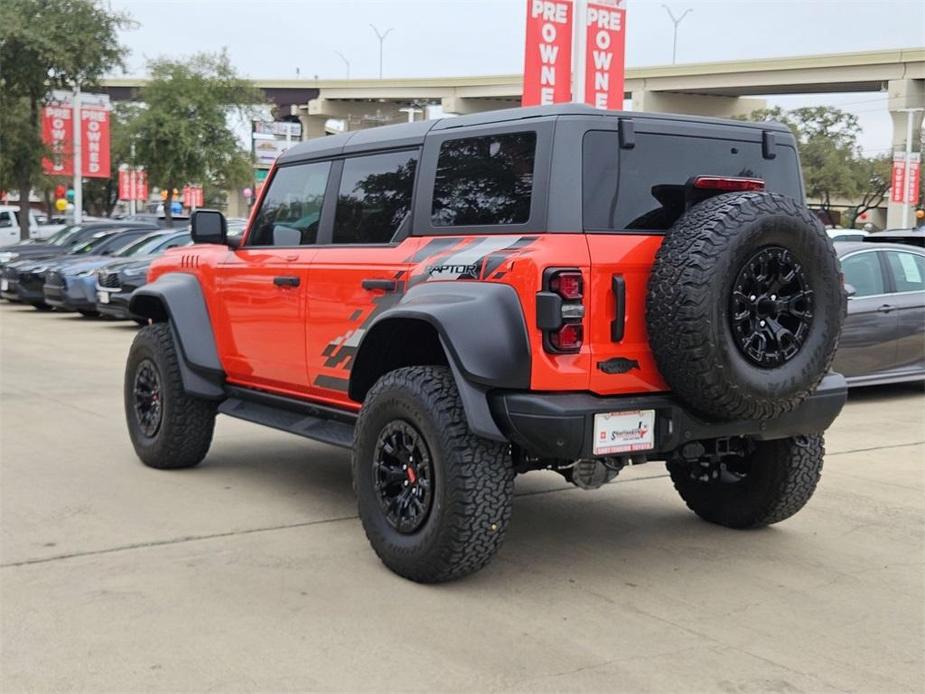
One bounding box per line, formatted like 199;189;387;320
313;374;350;392
403;237;463;263
480;236;539;278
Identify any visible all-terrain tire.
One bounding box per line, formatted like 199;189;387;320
667;434;824;528
647;192;845;421
353;366;514;583
124;323;217;469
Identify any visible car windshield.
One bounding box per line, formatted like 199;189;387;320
115;233;167;257
51;225;89;247
70;232;114;254
46;225;79;245
149;232;191;253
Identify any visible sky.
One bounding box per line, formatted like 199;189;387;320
108;0;925;154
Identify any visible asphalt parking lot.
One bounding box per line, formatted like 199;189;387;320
1;301;923;693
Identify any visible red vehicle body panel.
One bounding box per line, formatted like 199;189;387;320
147;182;668;413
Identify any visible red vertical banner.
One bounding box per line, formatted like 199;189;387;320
584;0;626;110
906;154;920;205
41;92;110;178
81;106;110;178
891;154;906;204
118;168;148;201
522;0;574;106
118;168;130;199
136;170;148;200
42;103;74;177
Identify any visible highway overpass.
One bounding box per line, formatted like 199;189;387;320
101;47;924;226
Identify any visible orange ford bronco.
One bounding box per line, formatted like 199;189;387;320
124;105;846;582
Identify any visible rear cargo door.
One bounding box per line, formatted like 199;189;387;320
582;121;804;396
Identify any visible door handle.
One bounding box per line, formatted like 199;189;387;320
611;274;626;342
362;278;397;292
877;304;895;313
273;275;300;287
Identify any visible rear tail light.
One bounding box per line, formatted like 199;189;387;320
538;268;585;354
692;176;765;192
549;271;583;300
550;323;583;352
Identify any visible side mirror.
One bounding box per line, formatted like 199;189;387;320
844;283;857;298
190;209;227;245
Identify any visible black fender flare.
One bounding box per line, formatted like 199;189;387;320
350;282;532;441
129;272;225;399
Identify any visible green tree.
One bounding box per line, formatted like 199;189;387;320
738;106;866;225
0;0;130;238
844;154;892;229
130;51;261;227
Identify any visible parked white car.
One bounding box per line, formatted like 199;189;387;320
0;206;40;245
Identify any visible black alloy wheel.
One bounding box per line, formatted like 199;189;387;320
373;420;434;534
133;358;163;438
730;246;814;368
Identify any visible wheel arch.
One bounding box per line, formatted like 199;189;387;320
349;282;532;442
129;272;225;399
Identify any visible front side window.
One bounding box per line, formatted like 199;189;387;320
841;252;885;297
249;161;331;246
884;251;925;293
332;150;418;244
431;132;536;227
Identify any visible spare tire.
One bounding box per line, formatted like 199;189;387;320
646;191;845;421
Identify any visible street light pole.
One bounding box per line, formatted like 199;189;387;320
72;80;82;224
661;5;692;65
369;24;393;79
897;107;925;229
334;51;351;79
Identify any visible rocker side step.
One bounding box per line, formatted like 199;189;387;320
218;388;356;449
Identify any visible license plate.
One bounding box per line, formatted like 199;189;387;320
593;409;655;455
1;279;7;291
97;290;110;304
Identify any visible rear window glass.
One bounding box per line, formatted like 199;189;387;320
582;130;802;232
431;132;536;227
332;150;418;245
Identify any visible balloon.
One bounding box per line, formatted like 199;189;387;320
55;198;67;212
65;189;75;202
170;201;182;214
243;187;253;198
54;185;65;198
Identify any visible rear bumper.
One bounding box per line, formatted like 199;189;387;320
489;373;848;460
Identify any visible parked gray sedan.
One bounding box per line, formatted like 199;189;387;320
834;242;925;386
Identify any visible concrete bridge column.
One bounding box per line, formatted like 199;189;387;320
886;79;925;229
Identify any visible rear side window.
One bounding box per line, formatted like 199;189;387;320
841;252;885;297
884;251;924;292
249;161;331;246
431;132;536;226
332;150;418;244
582;131;803;232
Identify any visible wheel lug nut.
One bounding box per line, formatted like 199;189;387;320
402;465;407;470
749;295;756;300
403;481;409;486
760;320;766;327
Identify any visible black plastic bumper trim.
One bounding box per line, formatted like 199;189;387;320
489;373;848;460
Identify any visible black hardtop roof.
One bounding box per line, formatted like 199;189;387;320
277;103;791;165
